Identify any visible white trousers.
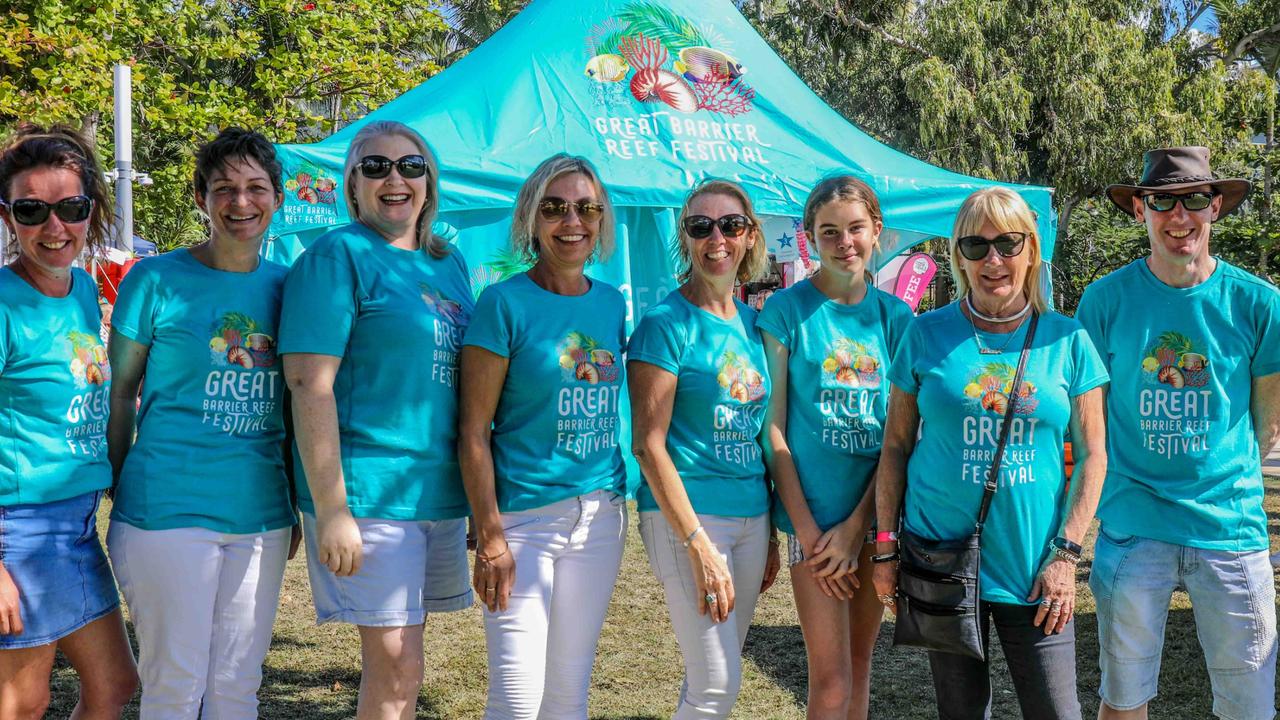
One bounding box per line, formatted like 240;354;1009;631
107;522;291;720
639;511;770;719
483;489;627;720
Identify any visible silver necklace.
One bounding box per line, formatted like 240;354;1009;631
964;294;1030;323
965;304;1027;355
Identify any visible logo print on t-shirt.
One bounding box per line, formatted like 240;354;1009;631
420;282;469;388
1142;331;1210;388
208;312;277;369
558;331;620;384
420;282;471;326
821;338;880;388
67;330;110;387
962;361;1039;416
716;350;766;404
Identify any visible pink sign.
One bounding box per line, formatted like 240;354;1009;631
892;252;937;312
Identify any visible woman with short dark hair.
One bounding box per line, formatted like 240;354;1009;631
0;125;138;718
106;126;294;719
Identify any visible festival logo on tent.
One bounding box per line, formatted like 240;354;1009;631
584;2;772;165
281;161;341;227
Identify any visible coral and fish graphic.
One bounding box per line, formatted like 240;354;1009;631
962;362;1039;415
1141;331;1210;388
68;331;110;388
821;338;881;388
584;2;755;116
208;312;277;369
284;162;338;205
716;350;766;403
558;331;620;384
420;282;471;326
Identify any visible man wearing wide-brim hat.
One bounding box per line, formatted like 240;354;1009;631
1077;146;1280;720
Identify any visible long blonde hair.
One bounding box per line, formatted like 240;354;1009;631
342;121;449;258
949;187;1047;313
674;179;767;284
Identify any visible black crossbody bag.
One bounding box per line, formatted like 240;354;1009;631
892;312;1038;660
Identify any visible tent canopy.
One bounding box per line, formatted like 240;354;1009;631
266;0;1055;317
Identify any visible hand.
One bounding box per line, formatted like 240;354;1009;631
1028;557;1076;635
872;561;899;616
688;536;735;623
315;507;363;577
805;521;865;587
760;539;781;594
287;523;303;561
473;537;515;613
0;565;22;636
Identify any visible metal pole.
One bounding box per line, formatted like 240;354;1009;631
113;63;133;252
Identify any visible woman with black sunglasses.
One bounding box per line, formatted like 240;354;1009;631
279;120;475;719
458;154;627;719
0;126;138;717
628;179;781;719
872;187;1109;719
105;128;296;719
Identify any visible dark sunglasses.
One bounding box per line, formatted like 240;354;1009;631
357;154;427;180
0;195;93;226
957;232;1027;261
1141;191;1215;213
684;214;752;240
538;197;604;223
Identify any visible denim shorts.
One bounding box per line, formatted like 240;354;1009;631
1089;525;1277;720
302;512;472;626
784;529;875;567
0;490;120;649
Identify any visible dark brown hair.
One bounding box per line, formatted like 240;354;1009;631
0;124;113;255
194;127;283;198
802;175;883;240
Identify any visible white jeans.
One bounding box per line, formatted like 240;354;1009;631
483;489;626;720
107;522;291;720
639;511;770;719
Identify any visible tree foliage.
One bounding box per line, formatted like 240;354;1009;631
1;0;449;249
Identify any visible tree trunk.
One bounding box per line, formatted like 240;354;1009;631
1054;193;1079;310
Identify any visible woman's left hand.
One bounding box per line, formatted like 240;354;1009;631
1028;557;1076;635
760;538;781;593
804;521;865;587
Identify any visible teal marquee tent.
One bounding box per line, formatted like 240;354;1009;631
266;0;1056;324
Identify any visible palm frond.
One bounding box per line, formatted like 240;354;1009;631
618;1;706;52
1155;331;1195;353
484;248;533;280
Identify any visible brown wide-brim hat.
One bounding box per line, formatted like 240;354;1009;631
1105;146;1251;219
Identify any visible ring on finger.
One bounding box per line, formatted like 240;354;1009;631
704;592;717;605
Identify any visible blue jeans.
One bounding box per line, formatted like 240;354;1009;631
1089;525;1277;720
927;601;1081;720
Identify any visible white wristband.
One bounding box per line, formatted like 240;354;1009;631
682;526;705;549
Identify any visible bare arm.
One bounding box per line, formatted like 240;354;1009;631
106;329;149;483
457;345;513;611
1252;373;1280;459
871;385;920;613
628;359;736;623
760;333;819;546
282;352;362;576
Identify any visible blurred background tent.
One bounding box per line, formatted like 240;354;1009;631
265;0;1055;325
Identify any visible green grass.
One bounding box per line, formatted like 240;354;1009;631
48;478;1280;718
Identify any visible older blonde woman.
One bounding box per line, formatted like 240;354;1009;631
279;120;474;720
459;154;627;720
628;179;781;719
872;187;1108;720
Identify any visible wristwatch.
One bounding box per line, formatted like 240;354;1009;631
1048;536;1082;565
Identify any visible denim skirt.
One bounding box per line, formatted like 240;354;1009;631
0;490;119;649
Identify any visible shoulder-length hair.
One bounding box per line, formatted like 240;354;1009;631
510;153;616;265
949;187;1048;314
342;120;449;258
674;179;767;284
0;124;112;259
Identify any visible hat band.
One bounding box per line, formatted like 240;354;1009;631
1144;175;1217;187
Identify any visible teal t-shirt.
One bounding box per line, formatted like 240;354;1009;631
1076;259;1280;551
109;249;294;533
628;290;770;518
462;273;627;512
278;224;475;521
756;280;914;533
888;304;1107;604
0;267;111;505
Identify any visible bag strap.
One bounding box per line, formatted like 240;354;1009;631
974;311;1039;535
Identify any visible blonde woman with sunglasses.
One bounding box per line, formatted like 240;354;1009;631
279;121;474;720
628;179;781;719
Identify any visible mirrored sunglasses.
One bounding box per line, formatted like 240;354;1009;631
538;197;604;222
